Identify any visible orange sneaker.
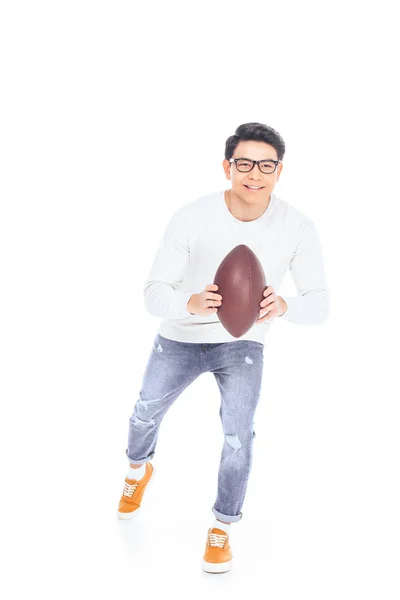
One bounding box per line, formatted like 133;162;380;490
117;462;156;520
202;527;233;573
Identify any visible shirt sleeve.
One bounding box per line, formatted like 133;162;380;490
279;218;330;325
143;208;194;320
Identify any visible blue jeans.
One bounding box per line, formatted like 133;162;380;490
125;333;264;523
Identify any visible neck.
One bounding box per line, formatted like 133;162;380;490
225;189;271;222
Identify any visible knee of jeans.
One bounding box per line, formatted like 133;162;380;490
130;398;157;426
130;413;156;426
131;393;159;422
225;430;256;450
225;433;242;451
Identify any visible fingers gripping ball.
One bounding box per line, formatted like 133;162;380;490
213;244;266;338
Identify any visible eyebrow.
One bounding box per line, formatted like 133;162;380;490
235;157;277;162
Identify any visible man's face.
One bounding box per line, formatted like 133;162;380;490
222;140;283;202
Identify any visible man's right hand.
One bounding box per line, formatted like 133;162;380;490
187;284;222;316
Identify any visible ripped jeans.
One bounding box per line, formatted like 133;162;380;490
125;333;264;523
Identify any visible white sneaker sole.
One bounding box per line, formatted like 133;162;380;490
202;559;232;573
117;464;156;520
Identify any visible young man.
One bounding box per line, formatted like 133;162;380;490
117;122;330;573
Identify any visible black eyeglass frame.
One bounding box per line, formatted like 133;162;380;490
229;157;281;174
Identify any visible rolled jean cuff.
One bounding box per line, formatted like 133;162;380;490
126;449;155;465
212;506;243;523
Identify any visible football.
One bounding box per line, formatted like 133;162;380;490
213;244;266;338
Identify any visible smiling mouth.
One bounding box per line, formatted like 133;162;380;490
244;185;264;190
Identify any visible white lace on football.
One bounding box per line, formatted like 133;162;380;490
123;481;138;497
208;531;228;547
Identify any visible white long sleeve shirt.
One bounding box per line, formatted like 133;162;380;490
143;189;330;344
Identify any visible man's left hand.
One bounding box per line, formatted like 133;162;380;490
256;286;288;324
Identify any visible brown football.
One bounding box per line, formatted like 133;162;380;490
213;244;266;338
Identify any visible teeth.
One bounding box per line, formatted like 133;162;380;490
246;186;262;189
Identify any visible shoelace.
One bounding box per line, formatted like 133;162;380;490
123;481;139;497
208;531;228;548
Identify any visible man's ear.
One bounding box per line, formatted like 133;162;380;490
223;159;231;180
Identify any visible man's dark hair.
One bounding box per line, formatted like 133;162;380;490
225;122;286;161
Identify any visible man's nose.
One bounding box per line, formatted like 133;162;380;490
249;167;263;180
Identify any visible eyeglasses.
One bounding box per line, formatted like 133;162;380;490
229;157;281;174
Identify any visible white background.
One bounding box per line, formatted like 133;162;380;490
1;1;399;597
